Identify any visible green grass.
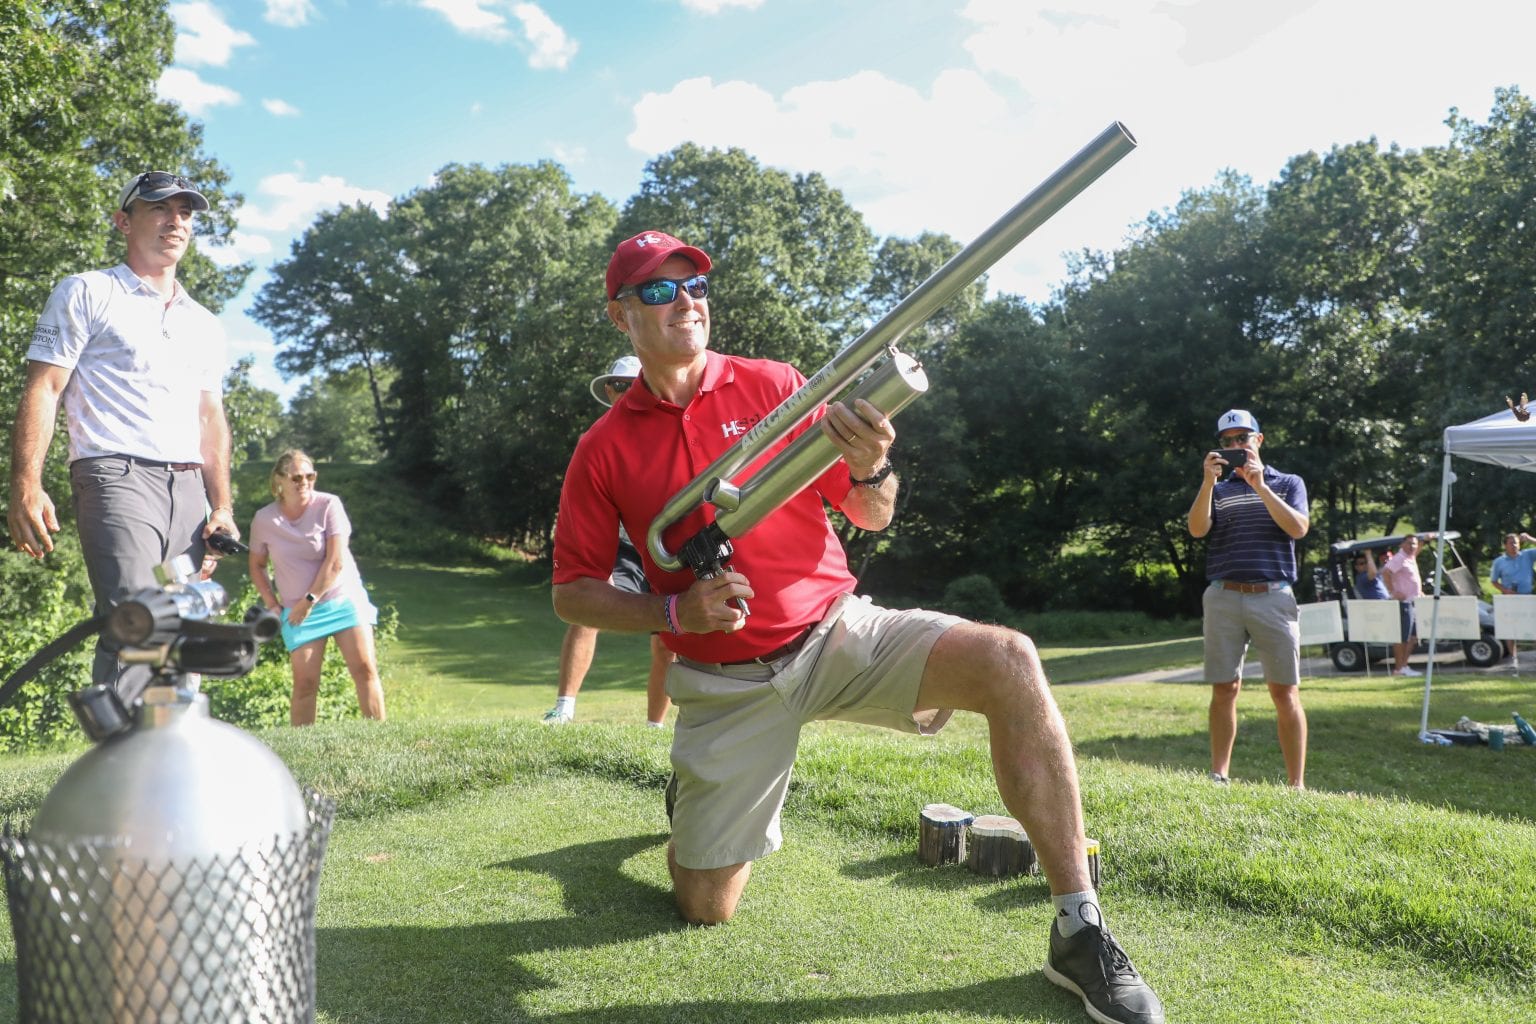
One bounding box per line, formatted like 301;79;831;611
2;462;1534;1023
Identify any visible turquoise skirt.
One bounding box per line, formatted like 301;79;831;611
280;595;378;651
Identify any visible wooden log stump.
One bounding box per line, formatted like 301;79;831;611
965;814;1035;877
917;803;974;865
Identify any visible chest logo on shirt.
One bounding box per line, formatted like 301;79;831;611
721;414;761;438
31;323;59;350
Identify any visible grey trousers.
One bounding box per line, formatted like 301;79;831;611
69;455;208;692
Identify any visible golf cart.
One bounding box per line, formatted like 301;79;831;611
1310;531;1508;672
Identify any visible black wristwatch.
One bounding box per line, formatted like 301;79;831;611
304;592;318;604
849;460;893;487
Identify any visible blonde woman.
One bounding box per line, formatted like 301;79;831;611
248;450;386;725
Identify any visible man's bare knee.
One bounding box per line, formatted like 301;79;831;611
667;842;750;925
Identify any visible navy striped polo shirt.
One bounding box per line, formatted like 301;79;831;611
1204;466;1308;583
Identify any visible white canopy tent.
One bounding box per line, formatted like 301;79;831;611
1421;407;1536;736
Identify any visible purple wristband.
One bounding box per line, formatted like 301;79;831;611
664;593;683;636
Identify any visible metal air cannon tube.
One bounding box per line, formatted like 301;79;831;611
647;121;1138;573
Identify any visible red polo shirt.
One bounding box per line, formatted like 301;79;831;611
553;350;858;663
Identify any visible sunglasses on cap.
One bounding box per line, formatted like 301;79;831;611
120;171;201;211
1218;432;1254;448
615;274;709;306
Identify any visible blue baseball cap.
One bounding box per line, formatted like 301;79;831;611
1215;409;1260;436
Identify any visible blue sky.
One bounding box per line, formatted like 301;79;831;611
160;0;1536;402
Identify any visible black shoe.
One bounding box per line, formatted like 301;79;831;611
1044;920;1164;1024
664;771;678;825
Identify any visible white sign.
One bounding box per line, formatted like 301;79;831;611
1494;594;1536;640
1417;595;1481;641
1297;602;1344;645
1346;599;1404;644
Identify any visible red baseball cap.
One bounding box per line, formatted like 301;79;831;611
605;230;712;300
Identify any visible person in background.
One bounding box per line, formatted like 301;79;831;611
543;355;676;727
1187;408;1310;790
1488;531;1536;665
1381;533;1435;678
248;449;386;725
7;171;236;697
1353;548;1391;600
553;230;1163;1024
1350;548;1396;672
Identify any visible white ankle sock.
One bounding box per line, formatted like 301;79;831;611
1052;891;1103;937
555;696;575;715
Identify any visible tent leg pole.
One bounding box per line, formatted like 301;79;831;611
1420;452;1453;740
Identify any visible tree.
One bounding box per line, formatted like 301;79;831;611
250;203;400;448
1259;139;1432;542
281;366;390;463
878;296;1093;604
222;357;283;468
1408;87;1536;546
386;162;618;545
839;231;982;580
1054;174;1276;611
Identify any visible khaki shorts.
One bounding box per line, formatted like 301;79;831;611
1202;583;1301;687
668;594;962;870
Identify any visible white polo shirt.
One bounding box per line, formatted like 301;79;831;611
26;264;226;464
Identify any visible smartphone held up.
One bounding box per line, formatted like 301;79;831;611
1214;448;1248;481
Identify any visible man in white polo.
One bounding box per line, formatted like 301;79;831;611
1188;409;1310;789
7;171;236;695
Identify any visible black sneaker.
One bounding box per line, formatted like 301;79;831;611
1044;920;1164;1024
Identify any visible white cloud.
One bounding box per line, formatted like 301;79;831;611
157;67;241;116
680;0;764;12
238;172;393;234
416;0;514;41
512;3;577;69
262;98;301;117
626;71;1023;239
623;1;1536;303
201;231;273;268
549;141;587;167
264;0;315;27
170;1;256;67
415;0;576;67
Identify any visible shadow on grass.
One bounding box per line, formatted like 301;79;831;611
314;832;681;1020
308;829;1076;1024
528;974;1061;1024
839;851;1053;910
489;832;681;924
312;927;1060;1023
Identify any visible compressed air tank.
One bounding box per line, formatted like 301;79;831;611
2;685;333;1023
31;685;308;851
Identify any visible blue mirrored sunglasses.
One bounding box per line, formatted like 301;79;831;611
616;274;709;305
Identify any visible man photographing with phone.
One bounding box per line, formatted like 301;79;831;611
1187;409;1310;789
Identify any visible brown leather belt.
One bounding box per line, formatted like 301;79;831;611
129;456;200;471
720;624;816;666
1220;580;1287;594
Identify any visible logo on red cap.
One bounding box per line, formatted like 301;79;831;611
606;230;713;299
